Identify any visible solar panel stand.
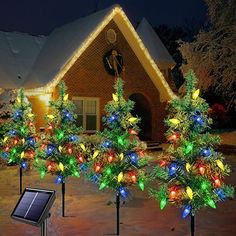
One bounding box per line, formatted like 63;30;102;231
62;181;65;217
116;193;120;235
191;214;195;236
41;213;51;236
20;167;23;195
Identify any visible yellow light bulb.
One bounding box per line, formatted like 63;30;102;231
63;94;69;101
117;172;123;182
119;153;124;160
112;93;118;102
20;151;25;159
28;113;34;118
128;117;138;123
80;143;86;152
47;114;54;119
186;163;191;172
59;162;64;171
192;89;200;99
216;160;224;171
93;150;100;159
169;118;180;125
58;146;62;152
186;186;193;199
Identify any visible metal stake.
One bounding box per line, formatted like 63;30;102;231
116;193;120;235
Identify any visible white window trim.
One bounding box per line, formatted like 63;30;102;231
72;96;100;132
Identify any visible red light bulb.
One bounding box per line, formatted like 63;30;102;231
129;129;137;135
29;151;35;158
48;125;53;130
131;174;137;183
214;178;221;188
47;164;52;171
169;190;176;199
95;164;101;172
29;122;34;126
5;146;10;152
199;166;205;175
14;139;18;145
139;151;145;157
67;147;72;154
160;160;167;167
108;155;114;163
78;156;84;163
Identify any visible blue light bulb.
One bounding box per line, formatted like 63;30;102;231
56;175;63;184
21;162;27;169
102;140;111;148
169;163;177;176
69;135;77;142
91;174;100;184
109;114;117;123
130;152;138;165
47;144;54;155
28;137;35;146
119;187;128;199
182;205;191;218
215;189;226;200
10;130;17;135
80;163;88;172
193;115;204;125
201;148;211;157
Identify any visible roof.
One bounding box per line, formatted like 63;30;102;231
136;18;175;66
24;5;115;89
0;5;175;101
0;31;46;89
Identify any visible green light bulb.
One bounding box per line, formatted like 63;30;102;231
118;137;124;145
184;143;193;154
207;199;216;209
160;198;167;210
99;182;106;190
106;168;112;175
12;148;17;154
69;159;74;165
40;170;46;179
21;127;26;134
74;171;80;177
58;131;64;139
139;181;145;191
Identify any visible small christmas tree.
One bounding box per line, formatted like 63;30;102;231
88;78;149;234
149;70;234;235
34;81;82;216
0;89;36;194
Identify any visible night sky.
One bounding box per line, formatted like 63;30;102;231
0;0;207;35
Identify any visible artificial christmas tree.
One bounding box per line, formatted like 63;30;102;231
149;70;234;235
0;89;36;194
34;81;82;216
88;78;149;235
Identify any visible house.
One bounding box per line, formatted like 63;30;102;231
0;5;176;142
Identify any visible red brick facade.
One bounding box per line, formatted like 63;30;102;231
29;20;168;142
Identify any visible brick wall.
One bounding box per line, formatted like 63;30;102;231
51;20;168;142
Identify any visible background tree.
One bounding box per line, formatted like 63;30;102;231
179;0;236;110
0;89;36;194
34;81;82;216
154;24;187;88
149;71;234;236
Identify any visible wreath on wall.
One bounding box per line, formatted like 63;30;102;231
103;49;124;76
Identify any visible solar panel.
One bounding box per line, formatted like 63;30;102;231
11;188;56;227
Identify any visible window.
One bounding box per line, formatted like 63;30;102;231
73;97;99;132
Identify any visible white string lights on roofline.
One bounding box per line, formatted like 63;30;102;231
24;6;176;101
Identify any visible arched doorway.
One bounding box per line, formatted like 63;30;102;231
129;93;152;141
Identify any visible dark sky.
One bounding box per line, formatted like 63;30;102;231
0;0;207;35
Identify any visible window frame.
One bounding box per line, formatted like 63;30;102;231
72;96;100;133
